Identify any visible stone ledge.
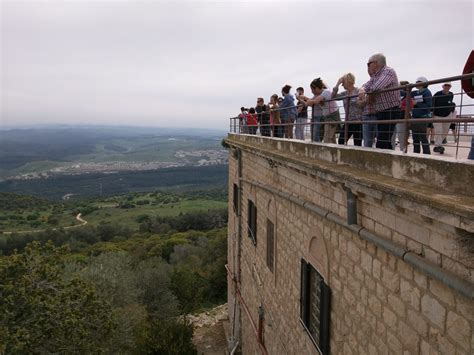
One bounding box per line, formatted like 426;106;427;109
227;134;474;224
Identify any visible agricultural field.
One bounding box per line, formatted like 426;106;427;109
0;190;227;233
0;126;226;178
83;191;228;228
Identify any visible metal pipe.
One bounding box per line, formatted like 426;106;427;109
230;341;239;355
238;177;474;300
404;253;474;299
237;148;242;283
225;264;269;355
258;305;264;344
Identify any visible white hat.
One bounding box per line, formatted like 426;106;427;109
443;82;452;86
416;76;428;83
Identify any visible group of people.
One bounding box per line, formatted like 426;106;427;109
237;53;460;156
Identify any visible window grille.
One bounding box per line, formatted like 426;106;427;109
300;259;331;354
247;199;257;245
266;219;274;272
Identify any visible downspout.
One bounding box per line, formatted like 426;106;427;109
230;342;239;355
237;148;242;283
226;265;269;355
230;147;243;353
346;189;357;225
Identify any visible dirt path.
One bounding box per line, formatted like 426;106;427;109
2;213;87;235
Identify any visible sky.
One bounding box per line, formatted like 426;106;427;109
1;0;473;130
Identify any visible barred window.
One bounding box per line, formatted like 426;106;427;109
266;219;274;272
300;259;331;354
247;199;257;245
233;184;239;214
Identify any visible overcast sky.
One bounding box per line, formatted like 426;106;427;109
1;0;473;130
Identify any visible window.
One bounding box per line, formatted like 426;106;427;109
247;199;257;245
300;259;331;354
266;219;274;272
233;184;239;214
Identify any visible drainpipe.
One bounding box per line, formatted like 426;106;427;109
230;341;239;355
346;189;357;225
229;148;243;353
258;304;265;344
226;265;269;355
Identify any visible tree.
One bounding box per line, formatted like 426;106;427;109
0;241;115;353
136;318;197;355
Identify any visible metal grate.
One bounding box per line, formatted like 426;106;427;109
300;259;331;354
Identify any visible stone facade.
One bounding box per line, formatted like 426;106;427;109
226;134;474;355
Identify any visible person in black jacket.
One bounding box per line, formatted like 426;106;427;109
256;98;271;137
432;82;455;154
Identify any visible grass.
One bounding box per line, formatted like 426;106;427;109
84;198;227;227
0;209;79;233
0;191;228;233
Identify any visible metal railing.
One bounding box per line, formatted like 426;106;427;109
229;73;474;160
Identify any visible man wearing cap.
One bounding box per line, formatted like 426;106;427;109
359;53;400;149
411;77;432;155
432;82;456;154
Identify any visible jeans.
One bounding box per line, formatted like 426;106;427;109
295;117;307;140
468;136;474;160
391;122;407;151
363;114;377;147
311;116;322;142
375;107;399;150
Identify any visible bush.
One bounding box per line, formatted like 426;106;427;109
0;242;115;353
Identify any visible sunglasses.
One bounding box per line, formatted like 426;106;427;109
367;61;375;66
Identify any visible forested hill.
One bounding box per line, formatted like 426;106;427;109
0;189;229;353
0;165;228;200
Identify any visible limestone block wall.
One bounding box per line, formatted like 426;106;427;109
226;134;474;355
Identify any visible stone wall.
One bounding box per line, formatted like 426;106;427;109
226;134;474;354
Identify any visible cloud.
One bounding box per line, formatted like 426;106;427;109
1;0;473;128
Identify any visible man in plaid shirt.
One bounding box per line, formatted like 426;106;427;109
359;53;400;149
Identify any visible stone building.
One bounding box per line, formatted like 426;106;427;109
226;134;474;354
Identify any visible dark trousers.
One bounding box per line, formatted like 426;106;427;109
248;126;257;135
273;125;284;138
375;106;399;149
260;118;271;137
338;123;362;146
412;125;431;154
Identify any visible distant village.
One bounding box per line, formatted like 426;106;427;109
7;149;228;181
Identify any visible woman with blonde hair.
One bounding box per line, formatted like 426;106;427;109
332;73;363;146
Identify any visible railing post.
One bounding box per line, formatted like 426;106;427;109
403;84;411;153
455;89;464;159
344;97;349;145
